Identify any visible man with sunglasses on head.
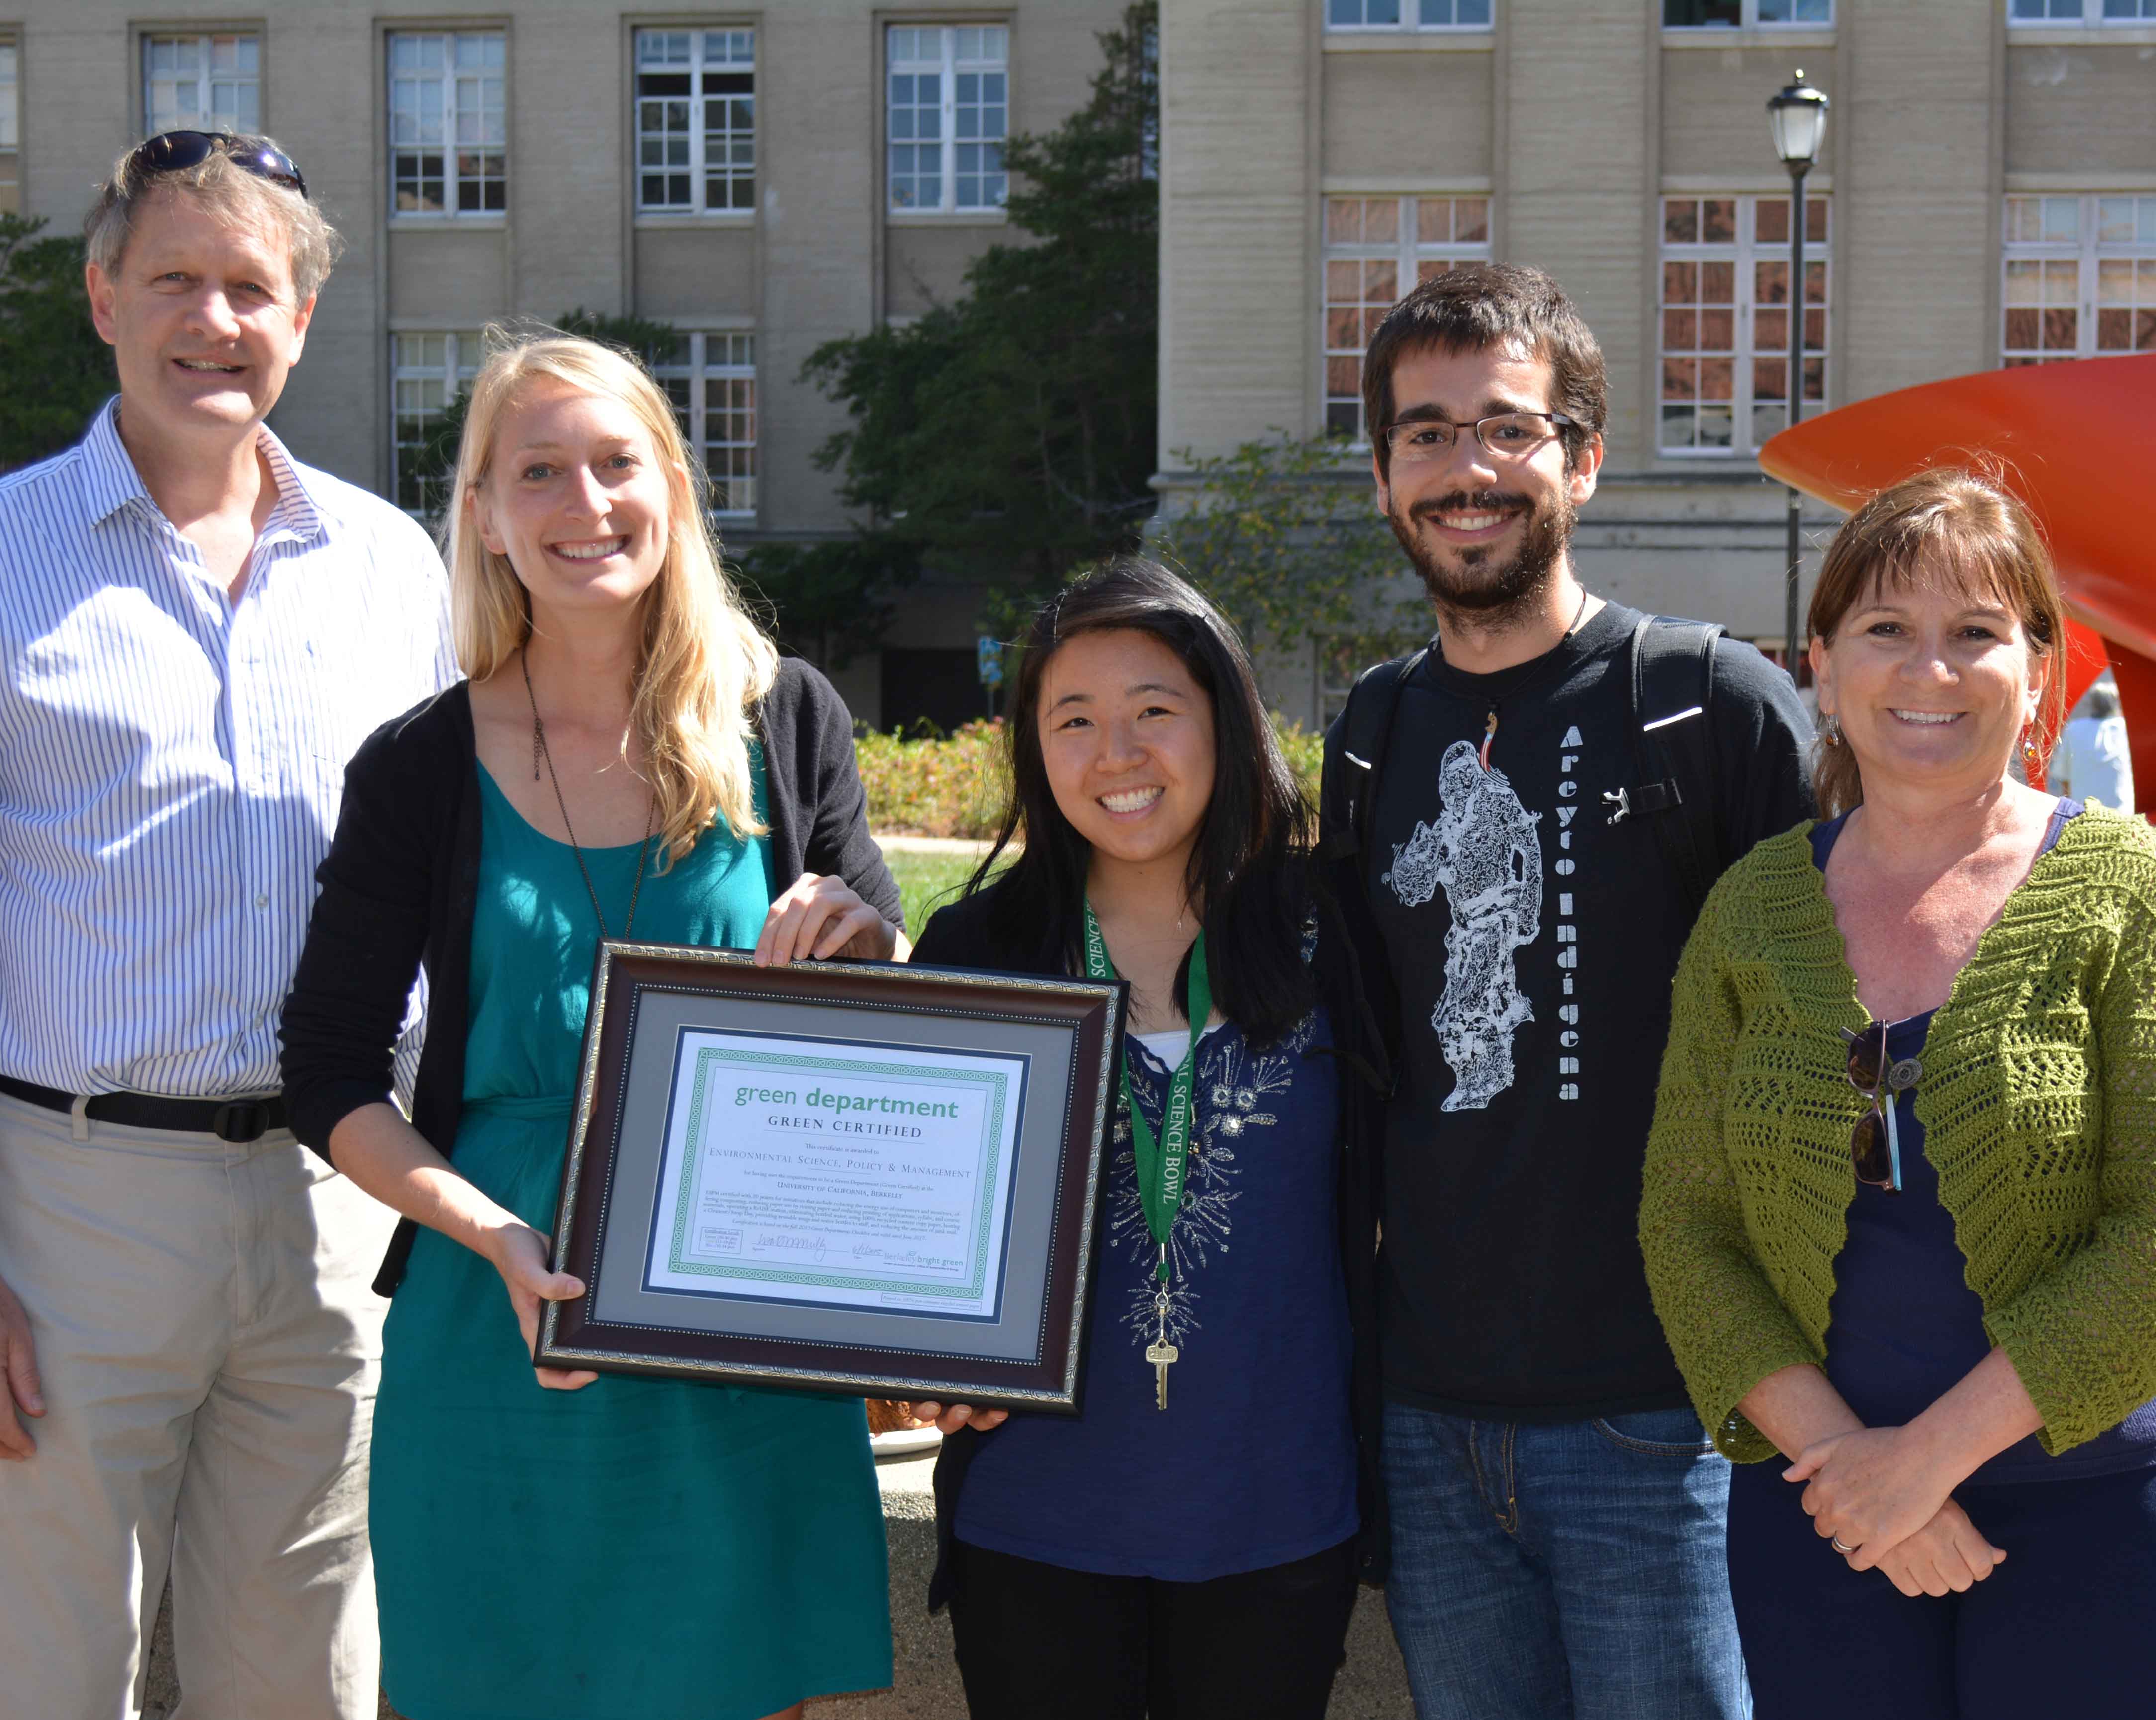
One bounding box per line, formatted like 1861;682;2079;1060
1319;263;1813;1719
0;133;454;1719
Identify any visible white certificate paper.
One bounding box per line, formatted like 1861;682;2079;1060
643;1028;1028;1320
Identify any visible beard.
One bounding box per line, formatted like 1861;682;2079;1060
1386;484;1579;620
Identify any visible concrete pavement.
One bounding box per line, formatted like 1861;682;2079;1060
146;1442;1414;1717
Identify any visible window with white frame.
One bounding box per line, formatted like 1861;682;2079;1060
1658;193;1828;455
887;25;1007;213
651;331;758;516
0;39;14;151
391;331;483;516
634;28;754;214
2003;194;2156;364
1322;194;1491;441
388;32;507;216
0;38;18;216
1664;0;1830;24
2010;1;2156;21
143;35;260;136
1325;0;1493;28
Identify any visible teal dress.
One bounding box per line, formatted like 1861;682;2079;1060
370;766;892;1720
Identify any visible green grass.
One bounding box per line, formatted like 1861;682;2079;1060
884;847;1004;944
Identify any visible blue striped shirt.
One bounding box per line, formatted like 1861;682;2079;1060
0;400;456;1097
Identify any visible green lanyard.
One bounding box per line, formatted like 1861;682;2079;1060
1083;903;1211;1285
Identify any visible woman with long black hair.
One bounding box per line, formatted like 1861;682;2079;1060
903;558;1370;1720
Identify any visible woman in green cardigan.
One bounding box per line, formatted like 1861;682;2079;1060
1640;467;2156;1719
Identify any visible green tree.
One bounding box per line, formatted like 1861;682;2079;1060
728;534;923;669
1155;431;1427;661
555;305;680;360
0;215;115;474
803;1;1158;624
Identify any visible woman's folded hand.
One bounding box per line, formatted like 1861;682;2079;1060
1866;1499;2006;1597
1785;1424;1956;1568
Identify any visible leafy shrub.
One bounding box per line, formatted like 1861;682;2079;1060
1155;432;1425;657
856;720;1012;838
1273;719;1324;807
857;715;1325;837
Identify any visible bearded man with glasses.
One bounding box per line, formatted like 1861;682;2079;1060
1318;263;1814;1719
0;134;455;1718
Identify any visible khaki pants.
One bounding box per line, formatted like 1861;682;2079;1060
0;1092;394;1720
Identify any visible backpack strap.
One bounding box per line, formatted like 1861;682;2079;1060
1605;616;1723;918
1317;646;1428;1101
1321;645;1430;865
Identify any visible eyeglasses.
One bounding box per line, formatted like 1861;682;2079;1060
127;131;309;200
1840;1022;1919;1195
1380;411;1580;466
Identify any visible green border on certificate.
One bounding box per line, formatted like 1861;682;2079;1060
664;1044;1013;1298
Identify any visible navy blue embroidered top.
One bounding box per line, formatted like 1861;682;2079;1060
953;998;1359;1577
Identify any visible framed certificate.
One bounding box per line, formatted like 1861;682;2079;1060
534;942;1127;1412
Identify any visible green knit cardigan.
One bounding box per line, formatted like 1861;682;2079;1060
1640;807;2156;1464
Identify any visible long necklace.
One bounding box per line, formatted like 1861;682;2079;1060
521;650;656;940
1469;585;1592;769
1082;903;1213;1412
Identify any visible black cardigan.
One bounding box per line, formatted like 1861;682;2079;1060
911;876;1389;1613
279;657;903;1297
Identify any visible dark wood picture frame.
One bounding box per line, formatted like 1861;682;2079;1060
535;942;1126;1412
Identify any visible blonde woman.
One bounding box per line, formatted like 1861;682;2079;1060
280;334;899;1720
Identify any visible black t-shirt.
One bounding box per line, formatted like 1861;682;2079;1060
1368;600;1814;1419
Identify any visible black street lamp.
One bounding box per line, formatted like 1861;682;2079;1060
1767;68;1829;681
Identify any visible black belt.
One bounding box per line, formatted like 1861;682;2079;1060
0;1075;288;1144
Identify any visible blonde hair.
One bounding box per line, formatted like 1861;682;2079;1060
1807;465;2067;820
84;138;342;303
449;332;779;861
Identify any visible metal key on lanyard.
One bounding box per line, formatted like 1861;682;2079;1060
1146;1277;1177;1410
1147;1338;1179;1409
1084;904;1210;1412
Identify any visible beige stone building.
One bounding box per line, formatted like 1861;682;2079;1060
0;0;1128;726
1159;0;2156;725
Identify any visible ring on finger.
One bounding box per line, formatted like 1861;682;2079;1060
1831;1536;1856;1554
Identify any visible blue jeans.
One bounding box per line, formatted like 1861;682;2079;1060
1382;1400;1749;1720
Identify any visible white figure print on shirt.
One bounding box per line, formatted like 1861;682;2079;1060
1384;738;1543;1111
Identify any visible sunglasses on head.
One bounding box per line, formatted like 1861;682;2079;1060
127;131;308;200
1840;1021;1920;1195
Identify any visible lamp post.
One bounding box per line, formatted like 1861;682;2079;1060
1766;68;1829;681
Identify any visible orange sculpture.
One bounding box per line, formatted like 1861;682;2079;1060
1758;353;2156;802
